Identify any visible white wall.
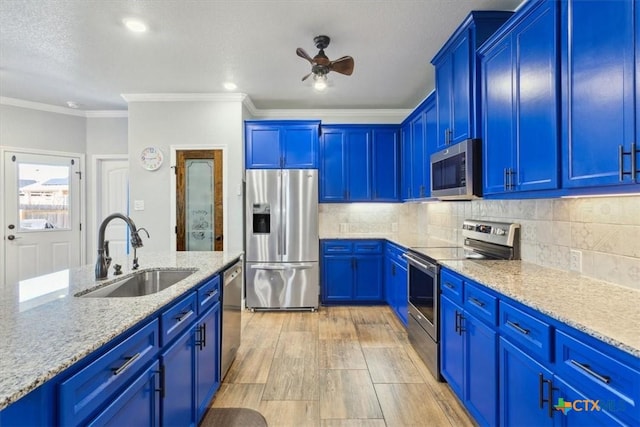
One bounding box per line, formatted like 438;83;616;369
127;100;245;254
0;104;86;152
85;116;129;258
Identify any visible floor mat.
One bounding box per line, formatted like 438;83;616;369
200;407;268;427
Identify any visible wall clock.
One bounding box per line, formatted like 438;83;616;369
140;146;164;171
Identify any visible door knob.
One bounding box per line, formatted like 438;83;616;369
7;235;20;241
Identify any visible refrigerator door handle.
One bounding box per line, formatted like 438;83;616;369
277;170;282;256
250;264;287;271
282;170;287;256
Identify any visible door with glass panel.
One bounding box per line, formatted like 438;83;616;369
176;150;223;251
3;152;82;286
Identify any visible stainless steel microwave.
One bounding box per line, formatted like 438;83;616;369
430;138;482;200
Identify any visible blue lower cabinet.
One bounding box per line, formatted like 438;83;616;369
195;302;221;423
392;259;408;325
87;361;161;427
441;295;465;398
321;240;384;304
440;271;498;427
161;325;196;427
499;337;556;427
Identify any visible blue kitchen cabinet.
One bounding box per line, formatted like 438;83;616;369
245;120;320;169
321;240;384;304
480;0;559;195
372;127;400;201
86;361;160;427
319;125;400;202
195;302;221;423
499;337;556;427
440;271;498;427
401;94;435;200
441;294;465;398
400;122;411;200
384;241;408;326
346;128;372;201
161;324;196;427
432;11;514;148
562;0;639;189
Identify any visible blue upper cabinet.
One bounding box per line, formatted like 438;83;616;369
432;11;514;149
562;0;639;189
372;127;400;201
480;0;560;196
319;125;399;202
245;120;320;169
401;93;435;200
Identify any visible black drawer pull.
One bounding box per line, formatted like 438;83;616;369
570;360;611;384
469;297;486;307
175;310;193;322
507;320;530;335
205;289;217;297
444;282;455;290
112;353;141;376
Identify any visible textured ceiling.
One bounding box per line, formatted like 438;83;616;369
0;0;523;111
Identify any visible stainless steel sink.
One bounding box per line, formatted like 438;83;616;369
79;268;196;298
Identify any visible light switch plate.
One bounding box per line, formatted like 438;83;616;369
134;200;145;211
570;249;582;273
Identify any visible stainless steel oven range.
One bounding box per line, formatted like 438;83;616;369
405;220;520;381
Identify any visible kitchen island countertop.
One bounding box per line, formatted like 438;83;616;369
0;250;242;411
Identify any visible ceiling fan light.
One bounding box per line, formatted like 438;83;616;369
313;74;328;91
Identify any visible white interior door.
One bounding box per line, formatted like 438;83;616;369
3;151;82;286
96;158;129;263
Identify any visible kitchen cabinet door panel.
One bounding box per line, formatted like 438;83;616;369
401;123;412;200
465;315;497;427
353;255;383;301
320;130;347;202
515;0;559;192
347;129;372;201
482;37;514;195
161;328;196;427
246;127;281;169
323;256;354;301
562;0;635;188
195;303;221;422
499;337;555;427
451;32;472;144
372;127;400;201
410;112;427;198
440;295;464;398
435;57;453;149
283;127;318;168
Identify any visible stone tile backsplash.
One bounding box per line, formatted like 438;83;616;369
319;195;640;290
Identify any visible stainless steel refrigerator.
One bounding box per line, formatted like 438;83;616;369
245;169;319;310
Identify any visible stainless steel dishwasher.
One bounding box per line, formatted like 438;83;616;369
221;258;242;379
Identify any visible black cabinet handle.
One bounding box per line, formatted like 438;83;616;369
205;289;217;297
444;282;455;290
506;320;530;335
570;360;611;384
175;310;193;322
468;297;486;308
156;365;165;399
538;374;556;418
454;311;460;334
112;353;141;376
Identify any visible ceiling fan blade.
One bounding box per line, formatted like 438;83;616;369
329;56;354;76
301;72;313;82
296;48;314;64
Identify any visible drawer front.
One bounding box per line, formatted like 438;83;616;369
322;240;353;254
463;282;497;326
440;269;463;305
354;241;383;254
385;242;407;264
197;275;220;314
59;319;159;426
161;292;198;346
555;330;640;424
499;301;551;361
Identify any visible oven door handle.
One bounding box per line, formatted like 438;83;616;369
404;253;437;273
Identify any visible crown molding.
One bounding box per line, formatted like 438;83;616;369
253;108;412;120
121;93;249;103
1;97;86;117
85;110;128;118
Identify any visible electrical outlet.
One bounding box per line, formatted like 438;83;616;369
134;200;145;211
570;249;582;273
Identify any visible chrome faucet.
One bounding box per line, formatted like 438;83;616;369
95;213;145;279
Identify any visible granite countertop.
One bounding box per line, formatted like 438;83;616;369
0;250;243;411
440;259;640;359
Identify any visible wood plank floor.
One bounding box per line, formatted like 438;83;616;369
210;306;475;427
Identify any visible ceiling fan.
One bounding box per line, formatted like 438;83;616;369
296;35;354;89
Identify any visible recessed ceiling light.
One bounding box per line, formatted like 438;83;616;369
66;101;79;109
223;82;237;91
123;18;147;33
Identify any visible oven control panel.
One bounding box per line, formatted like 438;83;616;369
462;219;520;249
463;222;506;236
